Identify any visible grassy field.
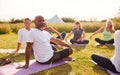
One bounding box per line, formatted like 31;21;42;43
1;21;120;34
0;32;115;75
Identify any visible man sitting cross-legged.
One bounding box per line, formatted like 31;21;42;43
16;15;73;69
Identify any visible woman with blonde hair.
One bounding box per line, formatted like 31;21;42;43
90;20;115;46
65;21;89;44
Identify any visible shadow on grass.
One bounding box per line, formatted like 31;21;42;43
32;64;72;75
73;46;86;51
93;65;109;75
94;45;115;50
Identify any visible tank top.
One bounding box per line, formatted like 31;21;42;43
102;27;112;41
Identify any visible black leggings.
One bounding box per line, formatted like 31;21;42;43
56;31;66;39
37;48;70;64
95;38;114;45
70;39;89;44
51;31;66;45
91;54;120;73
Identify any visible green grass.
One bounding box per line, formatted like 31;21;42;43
0;33;24;49
0;33;115;75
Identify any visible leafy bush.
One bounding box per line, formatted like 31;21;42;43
48;22;105;33
49;23;73;33
0;22;119;34
62;17;75;23
10;18;23;24
10;24;24;33
0;25;11;34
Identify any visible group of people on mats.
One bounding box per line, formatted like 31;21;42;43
11;15;120;74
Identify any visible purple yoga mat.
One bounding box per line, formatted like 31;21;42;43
0;49;25;53
107;70;120;75
0;60;67;75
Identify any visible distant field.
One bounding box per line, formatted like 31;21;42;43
0;32;115;75
0;22;120;34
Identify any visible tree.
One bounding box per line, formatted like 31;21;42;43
62;17;75;23
10;18;23;23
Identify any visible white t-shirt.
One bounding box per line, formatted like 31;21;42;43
18;28;32;48
27;28;53;63
111;30;120;72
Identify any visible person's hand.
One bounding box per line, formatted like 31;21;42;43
16;64;28;69
76;39;82;42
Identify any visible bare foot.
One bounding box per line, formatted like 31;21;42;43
105;44;114;47
62;57;72;61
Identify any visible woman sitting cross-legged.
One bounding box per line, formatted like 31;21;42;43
65;21;89;45
91;30;120;73
90;20;115;46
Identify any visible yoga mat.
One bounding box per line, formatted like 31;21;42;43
66;40;87;46
91;60;120;75
106;70;120;75
0;49;25;53
0;59;71;75
70;44;87;46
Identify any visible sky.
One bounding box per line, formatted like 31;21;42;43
0;0;120;21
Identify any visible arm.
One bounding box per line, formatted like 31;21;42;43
90;27;104;39
65;31;73;42
16;42;33;69
50;38;73;54
14;43;21;53
14;30;22;53
45;26;63;40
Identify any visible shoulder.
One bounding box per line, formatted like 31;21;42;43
18;28;26;34
43;30;51;35
29;28;37;33
18;28;25;32
99;27;104;31
28;28;37;35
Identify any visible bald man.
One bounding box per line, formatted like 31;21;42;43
17;15;73;69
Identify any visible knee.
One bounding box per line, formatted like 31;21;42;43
65;48;73;55
85;40;89;44
61;31;66;36
95;38;98;41
91;54;97;60
70;39;75;44
69;48;73;54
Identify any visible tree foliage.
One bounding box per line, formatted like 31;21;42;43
62;17;75;23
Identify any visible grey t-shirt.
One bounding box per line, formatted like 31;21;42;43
72;28;84;41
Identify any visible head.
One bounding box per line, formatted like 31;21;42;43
44;21;48;28
34;15;45;29
75;21;82;29
106;20;114;31
23;18;32;28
